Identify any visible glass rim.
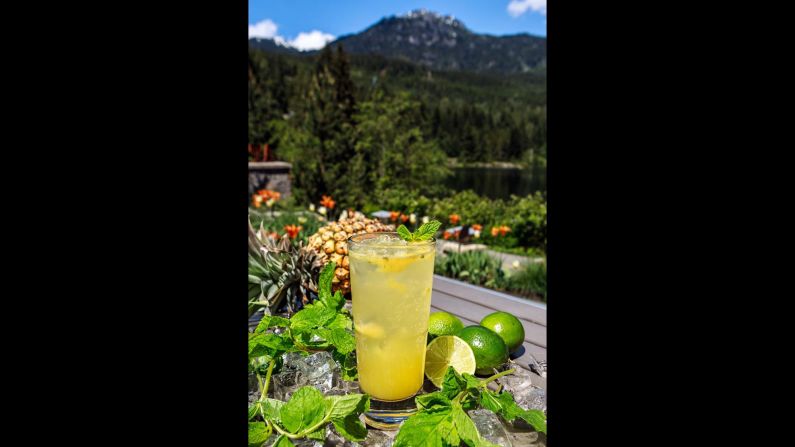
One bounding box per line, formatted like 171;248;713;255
347;231;436;247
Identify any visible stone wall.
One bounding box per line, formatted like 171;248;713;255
248;162;292;198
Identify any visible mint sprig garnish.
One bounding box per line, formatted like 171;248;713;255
397;220;442;242
394;367;547;447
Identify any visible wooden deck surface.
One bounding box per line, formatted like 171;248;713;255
431;275;546;382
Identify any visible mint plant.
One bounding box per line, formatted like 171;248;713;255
248;262;365;446
249;261;358;379
249;386;370;446
393;367;547;447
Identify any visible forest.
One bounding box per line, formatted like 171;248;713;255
248;45;547;208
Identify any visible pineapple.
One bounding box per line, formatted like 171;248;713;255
249;218;323;316
307;211;394;295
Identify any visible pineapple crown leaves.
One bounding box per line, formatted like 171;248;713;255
397;220;442;242
249;216;323;314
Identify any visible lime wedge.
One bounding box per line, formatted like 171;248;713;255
424;335;477;388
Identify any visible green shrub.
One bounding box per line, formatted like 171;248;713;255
434;251;505;288
502;262;547;301
429;190;546;251
436;251;546;302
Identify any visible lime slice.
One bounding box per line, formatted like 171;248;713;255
424;335;477;387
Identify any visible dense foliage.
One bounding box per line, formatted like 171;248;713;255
366;190;546;252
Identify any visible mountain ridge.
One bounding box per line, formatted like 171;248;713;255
249;9;546;75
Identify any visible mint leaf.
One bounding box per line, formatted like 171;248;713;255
415;391;453;413
440;366;467;399
516;409;547;434
462;373;482;391
280;386;326;434
325;394;369;441
272;435;293;447
332;414;368;441
316;328;356;355
393;408;456;447
249;333;293;357
479;389;508;415
325;290;345;311
305;426;326;441
414;220;442;241
325;394;369;419
452;406;480;447
261;398;284;423
327;312;353;331
289;305;337;332
396;224;413;241
480;389;546;434
248;402;261;421
317;262;343;310
248;421;271;447
255;315;291;334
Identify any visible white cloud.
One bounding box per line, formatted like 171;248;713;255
288;30;336;51
248;19;335;51
248;19;279;38
507;0;547;17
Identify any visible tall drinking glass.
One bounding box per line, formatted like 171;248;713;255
348;232;436;429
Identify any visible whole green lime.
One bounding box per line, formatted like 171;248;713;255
456;325;509;375
428;312;465;338
480;311;525;353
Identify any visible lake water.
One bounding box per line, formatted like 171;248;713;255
445;166;546;199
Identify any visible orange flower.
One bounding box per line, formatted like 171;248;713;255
252;195;263;208
320;195;336;210
449;214;460;225
256;189;281;201
471;224;483;231
499;225;511;236
400;214;409;223
454;229;461;238
490;227;499;237
268;231;279;240
284;224;303;239
443;231;451;240
390;211;400;222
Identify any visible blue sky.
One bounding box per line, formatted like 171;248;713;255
249;0;546;50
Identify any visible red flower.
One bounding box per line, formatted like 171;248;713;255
449;214;460;225
390;211;400;222
443;231;452;240
400;214;409;223
320;195;336;210
284;225;303;239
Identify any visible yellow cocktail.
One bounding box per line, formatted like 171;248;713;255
349;232;436;402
